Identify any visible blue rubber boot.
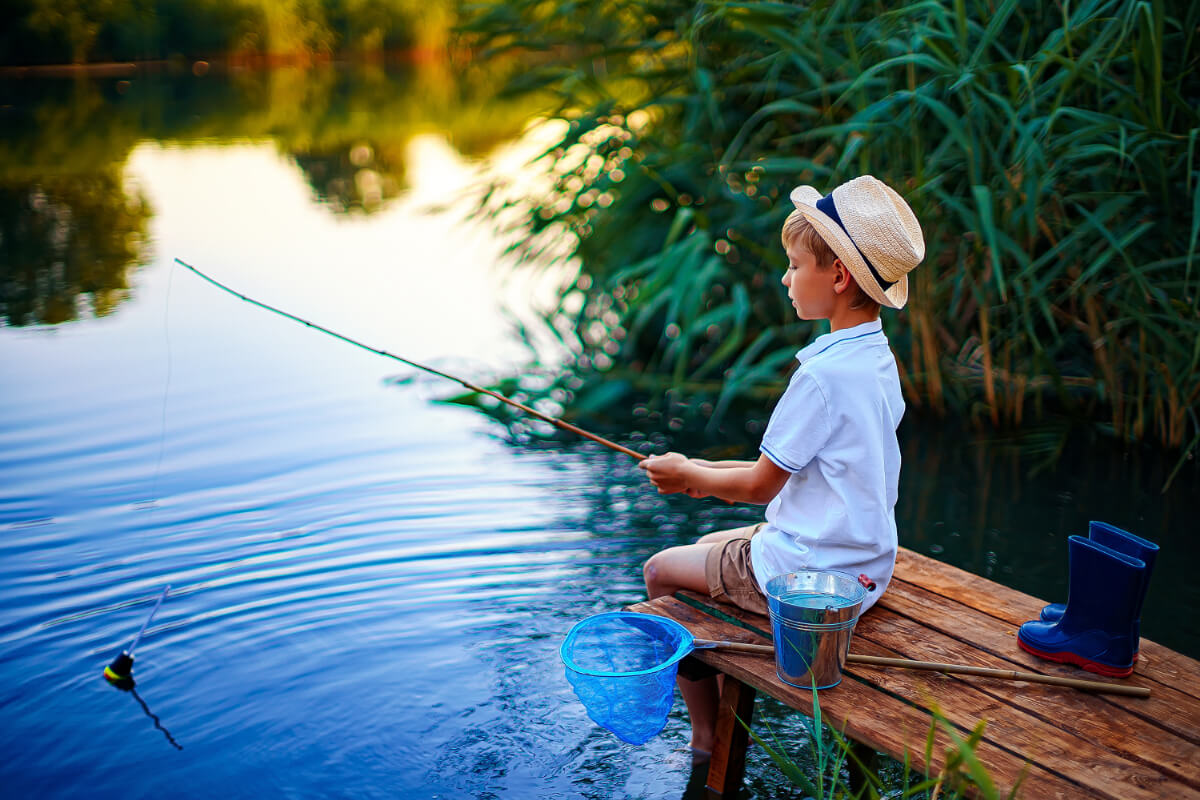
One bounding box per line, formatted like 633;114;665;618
1018;535;1145;677
1039;522;1158;660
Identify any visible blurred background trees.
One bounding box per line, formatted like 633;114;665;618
1;0;452;65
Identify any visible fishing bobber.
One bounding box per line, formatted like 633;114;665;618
104;651;136;690
102;585;170;692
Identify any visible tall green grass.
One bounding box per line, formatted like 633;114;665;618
736;682;1019;799
465;0;1200;477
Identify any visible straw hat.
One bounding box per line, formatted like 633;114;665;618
790;176;924;309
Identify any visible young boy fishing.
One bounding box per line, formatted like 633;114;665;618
638;175;924;756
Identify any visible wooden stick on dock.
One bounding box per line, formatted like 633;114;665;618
693;639;1151;697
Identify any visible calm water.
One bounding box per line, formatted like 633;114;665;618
2;70;1197;799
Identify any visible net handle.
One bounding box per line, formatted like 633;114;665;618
693;638;774;655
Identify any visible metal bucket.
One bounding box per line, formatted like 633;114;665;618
766;570;867;690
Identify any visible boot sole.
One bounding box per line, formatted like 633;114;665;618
1017;637;1134;678
1033;631;1143;664
1038;615;1141;663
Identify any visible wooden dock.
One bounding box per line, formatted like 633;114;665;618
628;547;1200;798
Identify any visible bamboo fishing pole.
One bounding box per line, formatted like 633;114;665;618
174;258;645;461
692;639;1150;697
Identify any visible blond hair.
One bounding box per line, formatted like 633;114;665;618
781;210;880;313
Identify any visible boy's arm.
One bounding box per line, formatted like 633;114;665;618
691;458;757;469
638;452;790;505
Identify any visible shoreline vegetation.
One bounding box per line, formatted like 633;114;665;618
0;0;454;67
0;47;448;77
460;0;1200;480
3;0;1197;480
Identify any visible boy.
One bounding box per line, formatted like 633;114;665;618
638;175;924;756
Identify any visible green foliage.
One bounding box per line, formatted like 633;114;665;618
464;0;1200;465
0;0;455;65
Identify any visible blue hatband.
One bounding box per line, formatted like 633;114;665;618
814;194;896;291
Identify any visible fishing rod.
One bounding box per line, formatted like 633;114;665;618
173;259;645;461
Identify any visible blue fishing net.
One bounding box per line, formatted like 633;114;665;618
560;612;695;745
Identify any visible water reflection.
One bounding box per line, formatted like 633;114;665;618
0;169;150;325
293;141;403;213
0;62;536;326
106;682;185;752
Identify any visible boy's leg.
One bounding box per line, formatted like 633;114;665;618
643;542;712;599
695;525;757;546
643;543;720;753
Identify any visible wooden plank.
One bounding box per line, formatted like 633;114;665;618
879;576;1200;745
845;738;881;797
706;676;756;796
679;585;1199;757
852;607;1200;795
628;597;1088;799
845;639;1196;800
644;597;1089;799
675;589;770;633
671;593;1198;799
894;548;1200;697
678;583;1200;738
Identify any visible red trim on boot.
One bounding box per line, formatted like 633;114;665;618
1017;637;1134;678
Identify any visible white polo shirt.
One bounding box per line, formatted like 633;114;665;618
750;318;904;612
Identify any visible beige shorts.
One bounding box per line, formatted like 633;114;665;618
704;523;768;616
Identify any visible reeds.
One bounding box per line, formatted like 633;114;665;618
465;0;1200;476
742;686;1019;799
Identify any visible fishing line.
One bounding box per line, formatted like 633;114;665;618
103;587;185;749
41;590;170;629
104;585;170;687
148;261;176;506
173;258;645;461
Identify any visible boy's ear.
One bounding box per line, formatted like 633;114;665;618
831;258;853;295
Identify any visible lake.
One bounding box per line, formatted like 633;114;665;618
1;67;1196;799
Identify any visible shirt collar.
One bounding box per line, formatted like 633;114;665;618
796;318;884;363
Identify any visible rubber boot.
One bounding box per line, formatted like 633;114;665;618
1039;522;1157;660
1017;535;1145;677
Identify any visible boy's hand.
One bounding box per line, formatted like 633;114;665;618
638;452;701;495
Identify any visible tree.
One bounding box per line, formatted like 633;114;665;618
28;0;134;64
